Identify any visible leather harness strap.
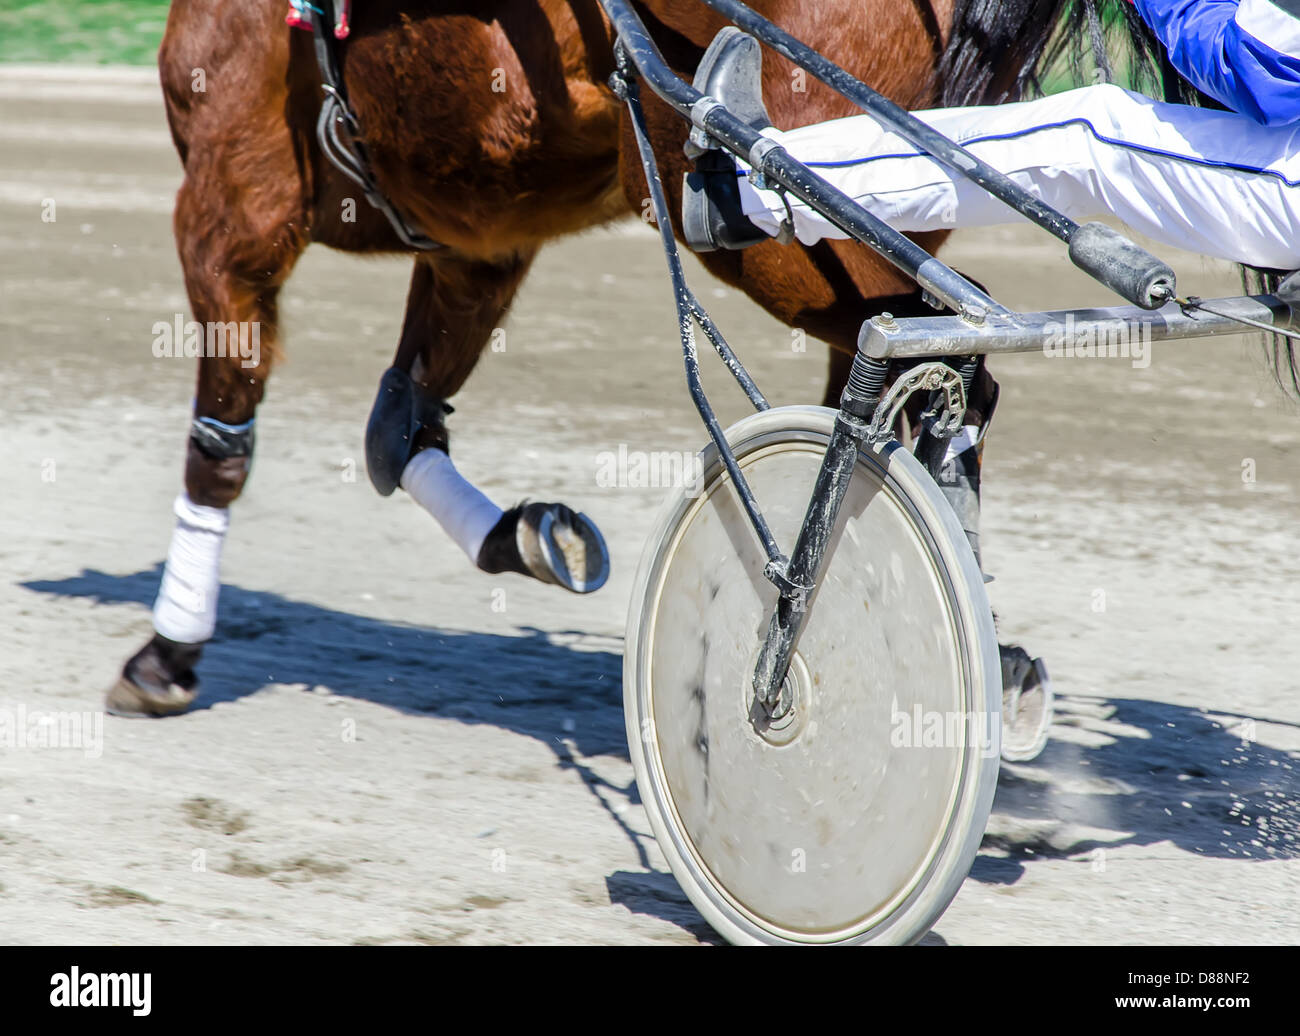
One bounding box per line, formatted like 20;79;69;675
305;1;443;251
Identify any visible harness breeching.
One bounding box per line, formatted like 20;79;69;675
287;0;442;251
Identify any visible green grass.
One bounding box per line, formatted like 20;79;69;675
0;0;172;65
0;0;1148;94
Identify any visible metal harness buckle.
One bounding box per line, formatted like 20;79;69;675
308;3;443;251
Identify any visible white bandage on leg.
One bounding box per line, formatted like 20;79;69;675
152;492;229;644
400;448;504;563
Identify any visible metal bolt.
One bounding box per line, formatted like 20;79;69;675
875;311;897;330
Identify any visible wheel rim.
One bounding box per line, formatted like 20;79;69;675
626;407;1000;944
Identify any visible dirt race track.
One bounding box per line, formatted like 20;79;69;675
1;65;1298;945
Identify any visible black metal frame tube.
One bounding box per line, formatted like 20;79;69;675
696;0;1079;243
599;0;1004;318
617;58;783;567
750;349;893;707
614;0;1177;310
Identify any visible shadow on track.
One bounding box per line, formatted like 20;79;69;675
23;568;1300;934
23;565;714;934
973;694;1300;886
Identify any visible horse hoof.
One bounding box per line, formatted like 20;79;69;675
516;501;609;594
478;501;609;593
477;502;610;593
998;644;1053;762
105;634;202;718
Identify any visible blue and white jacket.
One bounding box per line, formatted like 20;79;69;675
1134;0;1300;124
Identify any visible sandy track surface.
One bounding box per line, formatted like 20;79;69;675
1;65;1297;945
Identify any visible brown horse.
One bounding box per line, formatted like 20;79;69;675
109;0;1166;714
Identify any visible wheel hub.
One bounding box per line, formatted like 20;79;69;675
748;649;810;746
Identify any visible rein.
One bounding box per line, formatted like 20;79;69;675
291;1;443;250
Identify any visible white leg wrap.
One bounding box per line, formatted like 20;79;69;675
400;448;504;563
152;492;229;644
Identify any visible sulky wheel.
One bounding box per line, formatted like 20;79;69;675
624;406;1001;944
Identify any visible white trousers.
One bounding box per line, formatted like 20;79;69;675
737;83;1300;270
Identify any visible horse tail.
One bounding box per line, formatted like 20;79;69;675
936;0;1198;107
939;0;1300;396
937;0;1075;107
1244;269;1300;396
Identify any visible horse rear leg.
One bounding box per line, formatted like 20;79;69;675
107;166;306;716
365;253;610;594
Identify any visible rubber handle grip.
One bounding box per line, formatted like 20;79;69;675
1068;221;1176;310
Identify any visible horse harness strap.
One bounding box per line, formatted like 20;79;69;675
295;1;443;251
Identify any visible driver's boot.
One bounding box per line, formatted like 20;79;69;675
682;27;774;252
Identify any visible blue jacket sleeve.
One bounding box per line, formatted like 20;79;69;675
1133;0;1300;125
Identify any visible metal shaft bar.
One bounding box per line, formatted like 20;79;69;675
860;295;1295;359
686;294;770;411
619;62;784;566
598;0;1005;318
695;0;1177;310
750;413;865;710
751;355;890;709
697;0;1078;243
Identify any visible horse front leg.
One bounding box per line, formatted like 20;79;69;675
366;253;610;593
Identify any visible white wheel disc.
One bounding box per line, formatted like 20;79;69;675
625;406;1000;944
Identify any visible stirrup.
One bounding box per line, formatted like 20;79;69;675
682;28;774;252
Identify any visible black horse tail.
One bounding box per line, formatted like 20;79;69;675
938;0;1299;395
1244;267;1300;395
937;0;1205;109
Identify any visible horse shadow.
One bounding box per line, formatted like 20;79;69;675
24;564;626;746
21;566;678;911
21;567;1300;941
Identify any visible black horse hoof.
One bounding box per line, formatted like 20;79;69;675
105;634;203;718
477;502;609;594
999;644;1053;762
